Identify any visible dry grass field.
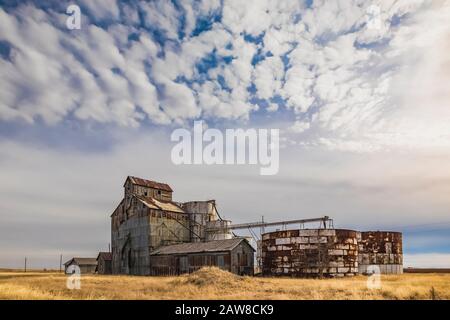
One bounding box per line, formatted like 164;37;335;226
0;267;449;300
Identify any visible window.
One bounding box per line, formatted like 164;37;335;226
158;190;162;195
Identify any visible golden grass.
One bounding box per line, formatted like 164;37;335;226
0;267;449;300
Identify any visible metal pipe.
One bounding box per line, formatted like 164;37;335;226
207;216;331;231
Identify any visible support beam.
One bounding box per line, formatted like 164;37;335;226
207;216;331;231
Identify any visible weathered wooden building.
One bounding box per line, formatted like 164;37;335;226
149;238;254;276
64;257;97;274
96;252;112;274
111;177;189;275
111;176;236;275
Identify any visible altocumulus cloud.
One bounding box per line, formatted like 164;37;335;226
0;0;449;151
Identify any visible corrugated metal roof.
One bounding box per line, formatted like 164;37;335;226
97;252;112;261
127;176;173;192
64;257;97;266
136;196;161;210
136;195;185;213
151;197;185;213
150;238;254;255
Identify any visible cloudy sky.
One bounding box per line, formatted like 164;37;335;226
0;0;449;269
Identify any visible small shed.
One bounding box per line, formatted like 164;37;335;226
149;238;255;276
96;252;112;274
64;257;97;274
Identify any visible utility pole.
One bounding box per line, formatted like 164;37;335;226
260;216;265;235
24;257;27;273
59;254;63;273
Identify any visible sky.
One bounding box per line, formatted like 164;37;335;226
0;0;449;269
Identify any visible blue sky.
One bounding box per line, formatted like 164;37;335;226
0;0;450;268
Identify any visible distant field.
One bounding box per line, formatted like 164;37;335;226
0;267;449;300
404;268;450;273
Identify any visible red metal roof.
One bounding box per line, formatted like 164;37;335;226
126;176;173;192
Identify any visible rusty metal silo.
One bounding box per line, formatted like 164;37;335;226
261;229;359;277
357;231;403;274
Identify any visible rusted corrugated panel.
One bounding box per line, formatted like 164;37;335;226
150;197;185;213
136;196;160;210
128;176;173;192
136;195;185;213
358;231;403;274
261;229;359;278
150;238;253;255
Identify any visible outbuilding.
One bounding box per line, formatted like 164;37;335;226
64;257;97;274
96;252;112;274
149;238;254;276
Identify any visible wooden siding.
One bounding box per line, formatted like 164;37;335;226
149;241;254;276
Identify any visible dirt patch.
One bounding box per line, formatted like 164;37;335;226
171;267;251;288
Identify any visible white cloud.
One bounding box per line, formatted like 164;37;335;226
301;0;365;38
160;80;200;122
0;5;174;126
0;0;449;154
221;0;271;36
80;0;120;21
196;80;257;120
139;0;181;40
263;23;304;56
288;120;310;134
253;56;284;100
267;102;279;112
277;0;450;153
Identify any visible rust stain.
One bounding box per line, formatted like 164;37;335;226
261;229;359;278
